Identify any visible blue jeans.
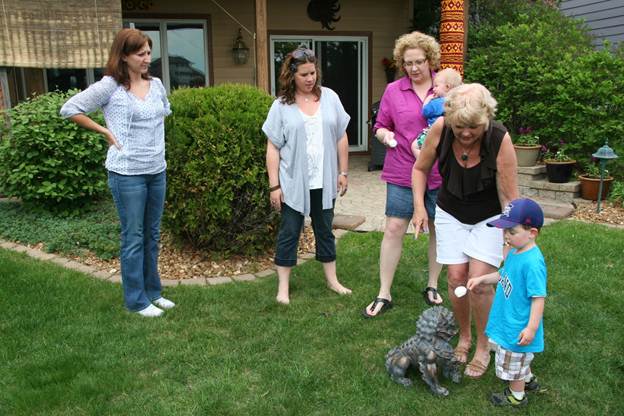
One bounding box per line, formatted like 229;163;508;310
108;170;166;312
274;189;336;267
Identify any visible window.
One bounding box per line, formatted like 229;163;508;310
125;19;210;92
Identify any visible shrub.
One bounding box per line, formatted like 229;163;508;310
609;180;624;207
530;51;624;178
0;90;107;212
465;1;624;178
164;84;278;255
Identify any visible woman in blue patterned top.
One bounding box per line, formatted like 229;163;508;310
60;29;173;318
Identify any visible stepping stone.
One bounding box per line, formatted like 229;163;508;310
533;198;576;220
332;214;365;230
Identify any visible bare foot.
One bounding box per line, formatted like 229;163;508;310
327;282;352;295
276;294;290;305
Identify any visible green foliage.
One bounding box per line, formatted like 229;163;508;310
543;143;574;162
0;90;108;213
0;198;119;259
609;180;624;206
465;1;624;178
164;84;277;255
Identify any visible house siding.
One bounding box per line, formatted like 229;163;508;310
560;0;624;48
137;0;411;100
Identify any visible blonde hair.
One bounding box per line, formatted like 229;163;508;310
444;83;497;128
436;68;463;90
393;31;440;72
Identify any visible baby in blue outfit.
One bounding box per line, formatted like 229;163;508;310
411;68;463;158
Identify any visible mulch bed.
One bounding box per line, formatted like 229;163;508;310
30;202;624;279
70;227;317;280
571;201;624;227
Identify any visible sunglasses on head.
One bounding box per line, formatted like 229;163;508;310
292;48;315;60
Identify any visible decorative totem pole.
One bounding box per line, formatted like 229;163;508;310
439;0;465;76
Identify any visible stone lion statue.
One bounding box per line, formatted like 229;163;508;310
385;306;462;396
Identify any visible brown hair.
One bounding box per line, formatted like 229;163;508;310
277;48;322;105
105;28;152;89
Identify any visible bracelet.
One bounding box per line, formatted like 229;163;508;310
269;184;281;192
339;171;348;177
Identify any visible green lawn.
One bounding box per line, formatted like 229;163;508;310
1;221;622;415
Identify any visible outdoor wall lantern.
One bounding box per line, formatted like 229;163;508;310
592;140;619;213
232;29;249;65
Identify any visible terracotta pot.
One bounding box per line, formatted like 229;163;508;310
514;145;541;167
545;160;576;183
579;175;614;200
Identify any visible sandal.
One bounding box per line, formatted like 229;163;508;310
464;358;490;379
361;297;393;318
422;287;443;306
454;344;470;364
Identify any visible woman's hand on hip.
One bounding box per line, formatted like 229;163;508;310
411;205;429;239
270;188;283;212
103;129;122;150
338;175;348;196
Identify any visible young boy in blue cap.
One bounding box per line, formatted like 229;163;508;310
467;198;547;407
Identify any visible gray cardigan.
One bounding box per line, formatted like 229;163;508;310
262;87;350;216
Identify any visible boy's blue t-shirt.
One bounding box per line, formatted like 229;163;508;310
486;245;547;353
422;97;446;126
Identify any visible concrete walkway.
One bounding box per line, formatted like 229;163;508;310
334;155;388;232
333;154;578;231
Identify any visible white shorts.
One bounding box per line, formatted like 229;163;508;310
434;206;504;267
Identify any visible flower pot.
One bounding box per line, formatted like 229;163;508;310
514;145;541;167
579;175;614;200
545;160;576;183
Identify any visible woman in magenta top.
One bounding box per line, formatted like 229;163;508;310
362;31;444;318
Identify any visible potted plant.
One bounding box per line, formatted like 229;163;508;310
543;142;576;183
578;162;614;201
513;127;541;167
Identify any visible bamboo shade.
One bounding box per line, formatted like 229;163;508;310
0;0;122;68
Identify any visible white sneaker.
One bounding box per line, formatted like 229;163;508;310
137;304;164;317
153;297;175;310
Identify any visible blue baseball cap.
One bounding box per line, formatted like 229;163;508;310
487;198;544;229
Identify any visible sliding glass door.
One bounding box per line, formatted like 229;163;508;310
270;35;368;152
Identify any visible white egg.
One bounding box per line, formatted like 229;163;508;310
454;286;467;298
387;138;397;148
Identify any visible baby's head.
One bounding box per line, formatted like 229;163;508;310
433;68;462;98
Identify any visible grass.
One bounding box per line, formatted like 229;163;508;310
1;221;622;415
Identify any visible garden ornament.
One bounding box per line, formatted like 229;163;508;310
385;306;462;396
592;140;618;213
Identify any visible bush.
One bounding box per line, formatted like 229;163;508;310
164;84;278;255
0;90;108;212
465;1;624;178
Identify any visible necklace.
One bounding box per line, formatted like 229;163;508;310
455;139;480;166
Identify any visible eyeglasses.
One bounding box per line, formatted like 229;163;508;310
403;58;428;68
292;48;315;61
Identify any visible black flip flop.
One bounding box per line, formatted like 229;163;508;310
361;297;393;318
423;287;442;306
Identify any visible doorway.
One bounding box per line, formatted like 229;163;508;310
270;35;369;152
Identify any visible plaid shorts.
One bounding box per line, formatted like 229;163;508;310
494;343;535;381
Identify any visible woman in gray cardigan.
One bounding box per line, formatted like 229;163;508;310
263;48;351;305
